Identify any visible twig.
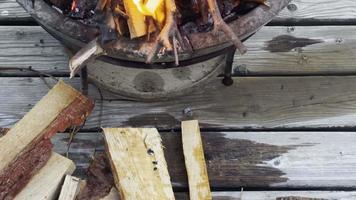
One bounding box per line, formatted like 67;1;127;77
207;0;247;54
173;36;179;66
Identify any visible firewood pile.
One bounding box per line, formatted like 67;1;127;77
44;0;268;77
62;121;212;200
0;79;213;200
0;81;93;200
0;80;333;200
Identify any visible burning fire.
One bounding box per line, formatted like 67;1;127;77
71;0;77;12
132;0;165;23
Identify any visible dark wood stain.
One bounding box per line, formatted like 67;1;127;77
264;35;323;52
163;132;293;188
276;197;327;200
62;132;297;188
123;113;179;128
0;128;9;137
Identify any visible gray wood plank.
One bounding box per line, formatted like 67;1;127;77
275;0;356;23
178;191;356;199
0;0;32;22
3;76;356;130
2;0;356;23
236;26;356;76
0;26;69;75
52;131;356;189
1;26;356;76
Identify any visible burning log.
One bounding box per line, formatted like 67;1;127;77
0;80;93;199
146;0;184;64
123;0;156;38
70;0;97;18
207;0;247;54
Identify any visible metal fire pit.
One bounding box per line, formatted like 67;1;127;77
17;0;290;100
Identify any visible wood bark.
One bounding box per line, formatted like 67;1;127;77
0;80;93;199
76;152;115;200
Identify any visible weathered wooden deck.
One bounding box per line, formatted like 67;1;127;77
1;0;356;199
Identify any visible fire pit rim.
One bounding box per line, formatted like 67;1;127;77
17;0;291;67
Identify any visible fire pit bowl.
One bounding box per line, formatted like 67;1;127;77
17;0;290;100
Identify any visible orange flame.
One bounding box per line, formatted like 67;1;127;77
133;0;165;24
71;0;77;11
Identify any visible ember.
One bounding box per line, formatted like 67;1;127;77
44;0;267;76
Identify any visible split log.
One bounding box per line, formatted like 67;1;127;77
69;38;105;78
122;0;154;38
58;175;81;200
181;120;212;200
102;128;175;200
0;80;93;199
14;153;76;200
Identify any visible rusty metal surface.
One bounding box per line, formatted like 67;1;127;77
16;0;290;64
87;55;226;100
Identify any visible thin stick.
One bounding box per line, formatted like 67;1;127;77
173;36;179;66
207;0;247;54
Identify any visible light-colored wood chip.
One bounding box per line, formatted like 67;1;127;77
69;38;105;78
182;120;212;200
14;153;76;200
102;128;175;200
58;175;81;200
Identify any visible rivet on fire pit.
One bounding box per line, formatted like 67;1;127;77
287;3;298;12
183;107;193;118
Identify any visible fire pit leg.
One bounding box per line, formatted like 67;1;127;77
222;47;236;86
81;66;89;96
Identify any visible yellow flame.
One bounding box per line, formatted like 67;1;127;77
132;0;165;22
